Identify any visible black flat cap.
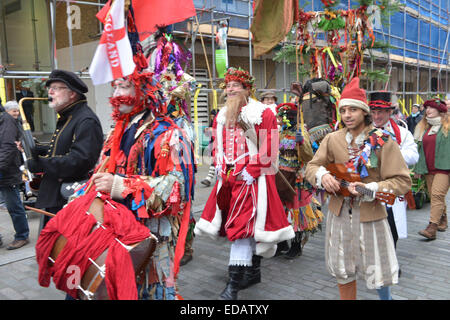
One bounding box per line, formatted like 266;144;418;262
46;69;88;96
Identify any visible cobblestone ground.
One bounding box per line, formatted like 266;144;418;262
0;164;448;300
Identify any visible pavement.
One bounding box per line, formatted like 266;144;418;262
0;163;449;300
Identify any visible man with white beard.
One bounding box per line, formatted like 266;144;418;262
195;67;294;300
26;69;103;230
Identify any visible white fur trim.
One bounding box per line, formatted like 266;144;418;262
194;217;221;240
339;98;370;113
345;130;366;147
315;166;330;189
241;167;255;185
240;98;267;126
267;103;277;116
254;175;268;237
216;106;227;125
255;242;277;258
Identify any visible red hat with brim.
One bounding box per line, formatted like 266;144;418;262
423;99;447;113
338;77;369;113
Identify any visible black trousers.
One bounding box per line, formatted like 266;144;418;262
386;206;398;249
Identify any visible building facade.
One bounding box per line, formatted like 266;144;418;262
0;0;448;137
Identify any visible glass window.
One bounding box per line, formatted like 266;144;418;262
0;0;52;71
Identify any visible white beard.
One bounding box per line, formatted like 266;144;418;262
49;96;71;112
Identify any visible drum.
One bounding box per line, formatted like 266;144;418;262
47;196;157;300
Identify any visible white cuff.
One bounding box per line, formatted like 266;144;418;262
361;182;379;202
315;166;330;189
110;175;125;200
241;167;255;185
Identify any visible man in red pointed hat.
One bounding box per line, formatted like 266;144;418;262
87;67;196;300
194;67;294;300
305;77;411;300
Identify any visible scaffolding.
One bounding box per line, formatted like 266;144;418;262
0;0;449;109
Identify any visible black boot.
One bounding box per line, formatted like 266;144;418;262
284;232;303;259
274;240;289;257
219;265;245;300
239;255;262;289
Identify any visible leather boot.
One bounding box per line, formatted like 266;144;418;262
337;280;357;300
219;265;245;300
239;255;261;289
284;232;303;259
418;222;438;240
274;240;289;256
437;214;447;232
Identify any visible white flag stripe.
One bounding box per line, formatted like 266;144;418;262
89;0;135;86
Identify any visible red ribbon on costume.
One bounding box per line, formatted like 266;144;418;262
121;177;154;219
108;117;129;174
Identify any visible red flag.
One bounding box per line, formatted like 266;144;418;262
96;0;111;23
132;0;196;41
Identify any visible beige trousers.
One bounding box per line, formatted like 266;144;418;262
425;173;450;224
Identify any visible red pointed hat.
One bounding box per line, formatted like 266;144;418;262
338;77;369;113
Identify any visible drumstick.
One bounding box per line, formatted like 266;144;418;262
25;205;56;218
85;156;110;193
24;157;110;218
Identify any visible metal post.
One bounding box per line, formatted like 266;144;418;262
66;1;75;71
248;0;253;75
403;7;406;103
211;8;215;85
30;0;40;70
50;0;58;69
416;11;420;101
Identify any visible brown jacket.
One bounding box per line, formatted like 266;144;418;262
305;125;411;222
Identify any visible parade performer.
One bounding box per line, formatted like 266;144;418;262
275;102;323;259
86;63;195;300
144;28;198;267
194;67;295;300
413;99;449;240
369;92;418;251
305;77;411;300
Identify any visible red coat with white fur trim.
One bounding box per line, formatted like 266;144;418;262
194;98;294;258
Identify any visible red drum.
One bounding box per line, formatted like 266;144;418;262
43;195;157;300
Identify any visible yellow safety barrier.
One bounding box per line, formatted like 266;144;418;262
193;84;202;163
0;78;6;106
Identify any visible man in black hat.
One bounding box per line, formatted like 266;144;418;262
26;69;104;229
369;91;418;282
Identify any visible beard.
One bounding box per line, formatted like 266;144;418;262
49;95;71;112
225;91;248;127
109;95;141;120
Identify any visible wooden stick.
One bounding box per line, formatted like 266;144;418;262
25;205;55;218
24;157;110;218
85;156;110;193
194;14;214;89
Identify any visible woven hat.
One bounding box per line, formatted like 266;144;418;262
338;77;369;113
369;92;393;109
423;99;447;113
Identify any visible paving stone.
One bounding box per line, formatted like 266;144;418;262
0;165;449;300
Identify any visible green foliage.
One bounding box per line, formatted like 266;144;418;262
361;69;390;83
